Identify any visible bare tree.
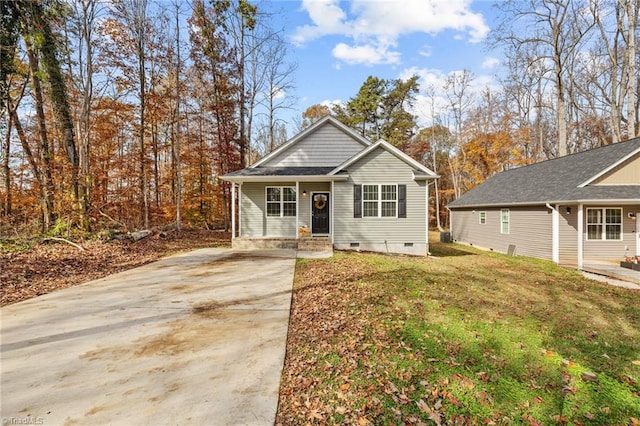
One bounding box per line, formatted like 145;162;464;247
444;69;474;198
493;0;594;156
110;0;150;228
67;0;102;230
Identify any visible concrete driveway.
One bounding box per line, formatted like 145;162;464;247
0;248;296;426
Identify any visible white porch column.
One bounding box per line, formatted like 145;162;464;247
330;180;335;242
231;182;236;240
577;203;584;270
238;183;242;238
552;204;559;264
295;181;300;239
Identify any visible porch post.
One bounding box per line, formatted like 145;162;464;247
231;182;236;240
552;204;559;264
577;203;584;270
330;180;335;242
296;181;300;239
238;183;242;237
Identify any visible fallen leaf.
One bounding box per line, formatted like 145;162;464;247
416;399;430;413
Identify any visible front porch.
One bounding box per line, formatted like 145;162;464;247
582;260;640;285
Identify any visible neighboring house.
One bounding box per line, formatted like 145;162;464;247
448;137;640;269
221;116;439;255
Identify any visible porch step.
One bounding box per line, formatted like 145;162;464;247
298;237;333;252
232;238;298;250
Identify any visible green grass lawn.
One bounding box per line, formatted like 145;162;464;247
276;238;640;425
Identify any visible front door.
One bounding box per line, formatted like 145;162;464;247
311;193;330;235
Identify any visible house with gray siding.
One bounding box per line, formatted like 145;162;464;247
221;116;439;255
448;137;640;270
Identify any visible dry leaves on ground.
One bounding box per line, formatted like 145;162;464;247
1;229;230;306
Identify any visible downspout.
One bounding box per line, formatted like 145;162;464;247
546;203;559;264
231;182;236;240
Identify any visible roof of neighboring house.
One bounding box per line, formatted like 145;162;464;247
448;137;640;208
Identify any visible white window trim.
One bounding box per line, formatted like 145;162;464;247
362;184;398;218
265;186;297;218
500;209;510;234
586;207;623;241
479;211;486;225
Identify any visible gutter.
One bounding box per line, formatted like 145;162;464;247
449;198;640;209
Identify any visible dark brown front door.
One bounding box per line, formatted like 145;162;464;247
311;193;329;234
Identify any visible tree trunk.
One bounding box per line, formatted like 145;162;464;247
173;0;182;231
136;0;149;229
76;0;97;231
24;37;55;229
3;115;11;216
626;0;637;138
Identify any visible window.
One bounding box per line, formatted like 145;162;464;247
587;208;622;240
266;186;296;217
500;209;509;234
362;184;397;217
479;211;486;225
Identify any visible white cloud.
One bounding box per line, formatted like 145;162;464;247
293;0;490;65
398;66;500;126
418;45;433;57
332;42;401;65
320;99;343;108
482;57;500;69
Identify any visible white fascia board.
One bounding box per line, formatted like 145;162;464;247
330;140;438;177
412;171;440;181
250;116;371;168
220;175;350;183
448;198;640;209
578;148;640;187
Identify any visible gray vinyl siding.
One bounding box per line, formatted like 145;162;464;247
298;182;331;230
240;182;296;237
583;204;639;262
264;123;365;167
333;148;427;248
558;205;578;266
451;206;552;260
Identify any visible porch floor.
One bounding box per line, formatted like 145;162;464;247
582;261;640;285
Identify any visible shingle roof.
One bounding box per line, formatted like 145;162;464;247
224;166;336;177
448;138;640;208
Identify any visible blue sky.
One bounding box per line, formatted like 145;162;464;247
264;0;504;128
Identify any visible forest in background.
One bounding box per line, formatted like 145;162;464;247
1;0;638;235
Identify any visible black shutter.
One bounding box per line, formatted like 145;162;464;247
354;184;362;218
398;184;407;218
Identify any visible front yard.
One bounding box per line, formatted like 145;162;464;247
277;238;640;425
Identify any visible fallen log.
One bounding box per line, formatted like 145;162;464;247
129;229;153;242
42;237;86;251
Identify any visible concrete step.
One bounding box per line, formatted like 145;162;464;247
298;238;333;252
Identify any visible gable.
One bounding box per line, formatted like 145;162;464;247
591;154;640;185
347;147;417;181
262;121;367;168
